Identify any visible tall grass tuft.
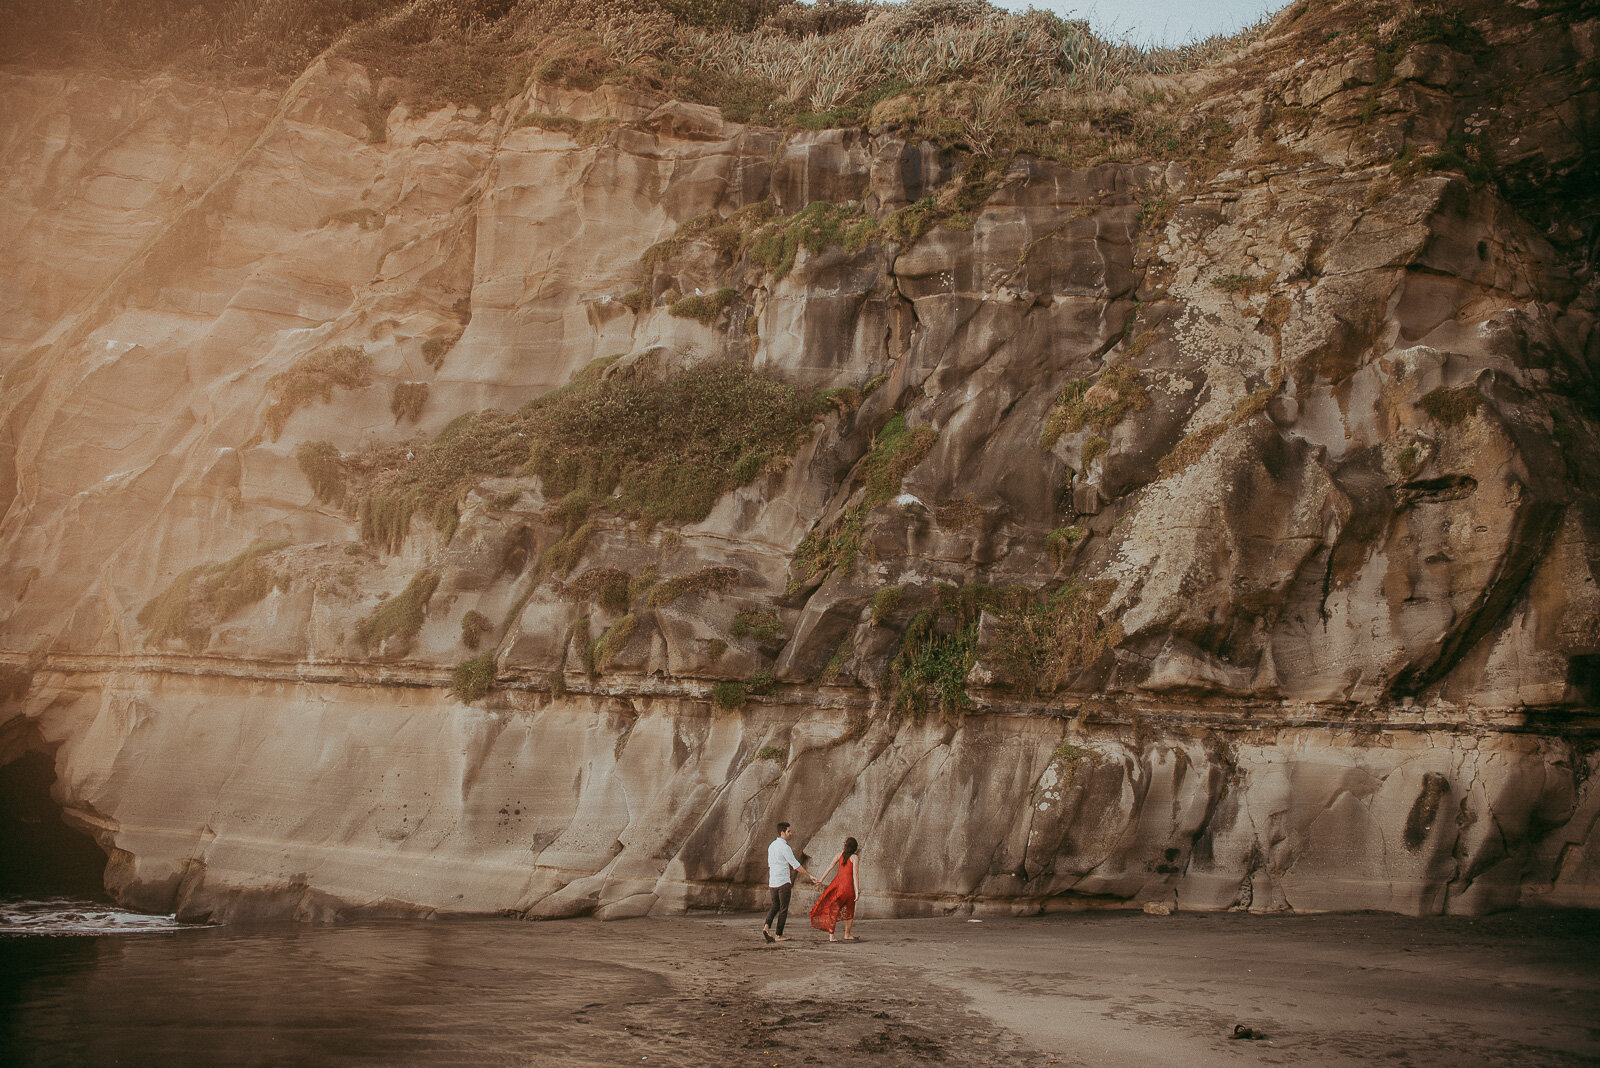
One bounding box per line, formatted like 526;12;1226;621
5;2;1268;159
355;569;440;654
138;539;291;650
265;345;373;441
986;580;1120;696
452;653;496;701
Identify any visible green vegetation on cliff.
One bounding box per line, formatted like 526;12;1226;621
790;413;938;589
1040;358;1150;448
883;578;1122;713
355;569;439;653
452;653;495;701
138;540;291;650
667;287;738;323
888;583;1019;717
319;357;821;552
985;580;1121;697
460;609;492;649
265;345;373;441
519;357;824;522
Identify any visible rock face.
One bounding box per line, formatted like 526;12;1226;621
1;2;1598;920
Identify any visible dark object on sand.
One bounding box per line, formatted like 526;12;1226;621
1231;1025;1267;1040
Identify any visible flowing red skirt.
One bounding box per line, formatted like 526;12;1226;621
809;859;856;934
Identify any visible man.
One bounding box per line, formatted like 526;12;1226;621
762;821;818;943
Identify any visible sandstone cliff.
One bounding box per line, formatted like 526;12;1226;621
1;0;1597;921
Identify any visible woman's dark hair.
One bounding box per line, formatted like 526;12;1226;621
842;837;858;860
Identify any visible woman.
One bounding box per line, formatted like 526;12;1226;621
809;836;860;942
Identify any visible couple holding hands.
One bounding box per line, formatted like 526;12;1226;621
762;821;861;943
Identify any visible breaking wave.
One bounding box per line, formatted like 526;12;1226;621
0;896;203;936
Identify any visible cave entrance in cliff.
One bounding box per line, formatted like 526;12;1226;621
0;749;109;898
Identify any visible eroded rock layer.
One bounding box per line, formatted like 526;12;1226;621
1;0;1597;918
8;667;1596;922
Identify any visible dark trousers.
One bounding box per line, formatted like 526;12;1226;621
763;882;793;934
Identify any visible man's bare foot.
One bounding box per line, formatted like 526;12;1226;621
762;928;775;943
840;936;859;941
775;935;792;941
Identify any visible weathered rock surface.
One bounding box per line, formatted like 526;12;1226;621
1;1;1597;919
7;666;1596;922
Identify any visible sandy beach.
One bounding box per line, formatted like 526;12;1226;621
5;906;1598;1065
554;908;1600;1066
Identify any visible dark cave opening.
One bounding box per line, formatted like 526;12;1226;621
0;750;109;898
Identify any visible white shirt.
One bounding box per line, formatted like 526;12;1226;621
768;837;800;887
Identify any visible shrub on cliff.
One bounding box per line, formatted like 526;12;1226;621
790;412;938;588
460;609;492;649
648;566;740;607
517;112;621;146
452;653;496;701
357;408;530;551
137;540;292;651
264;345;373;441
355;569;440;654
730;607;784;642
1157;386;1276;478
641;201;884;291
421;333;461;369
337;357;822;551
667;287;738;324
390;381;429;423
591;613;639;669
295;441;347;506
747;203;880;279
519;358;825;522
869;585;903;626
985;580;1121;697
886;583;1015;718
1418;384;1484;428
1040;358;1150;448
562;567;635;612
709;681;747;710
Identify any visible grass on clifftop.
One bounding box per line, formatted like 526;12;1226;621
5;1;1263;165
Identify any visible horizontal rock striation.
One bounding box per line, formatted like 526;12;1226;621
5;661;1595;923
0;0;1597;918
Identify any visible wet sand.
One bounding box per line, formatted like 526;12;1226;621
5;907;1598;1065
626;909;1600;1066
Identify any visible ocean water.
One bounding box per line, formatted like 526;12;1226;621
0;897;201;937
1;897;689;1067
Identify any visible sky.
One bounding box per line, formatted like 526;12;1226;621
990;0;1291;47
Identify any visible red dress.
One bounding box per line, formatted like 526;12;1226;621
809;857;856;934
